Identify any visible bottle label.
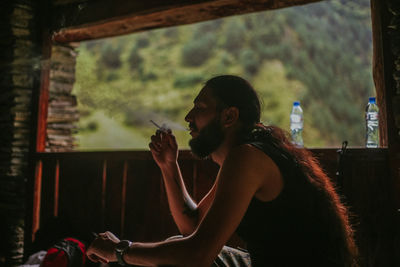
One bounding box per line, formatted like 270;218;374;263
366;113;378;121
290;114;303;123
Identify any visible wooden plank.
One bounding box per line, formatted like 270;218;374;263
25;3;53;252
36;149;387;161
123;159;146;240
101;159;107;228
193;159;218;202
125;159;180;241
179;158;194;196
35;150;156;160
371;0;388;148
52;0;322;43
34;148;392;248
312;149;338;180
57;157;104;233
35;32;52;152
39;158;57;227
340;152;395;266
31;160;42;241
144;159;179;241
371;0;400;208
54;159;60;216
121;160;128;237
103;159;124;236
370;0;384;149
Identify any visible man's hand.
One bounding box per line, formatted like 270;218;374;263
149;130;178;168
86;231;120;263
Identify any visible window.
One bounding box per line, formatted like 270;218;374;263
72;0;373;150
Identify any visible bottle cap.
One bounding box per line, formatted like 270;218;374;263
369;97;376;104
293;101;300;106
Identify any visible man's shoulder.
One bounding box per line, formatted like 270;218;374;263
224;144;283;194
227;144;274;167
231;143;265;155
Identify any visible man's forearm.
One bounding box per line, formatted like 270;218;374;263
159;161;199;235
123;236;207;267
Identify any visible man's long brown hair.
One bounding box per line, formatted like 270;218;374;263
206;75;359;266
254;124;359;267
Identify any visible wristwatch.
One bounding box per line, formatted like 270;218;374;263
115;240;132;266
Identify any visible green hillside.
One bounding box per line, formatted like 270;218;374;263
73;0;373;149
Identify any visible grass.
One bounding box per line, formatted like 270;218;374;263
75;110;150;150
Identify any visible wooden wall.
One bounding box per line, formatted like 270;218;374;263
32;151;217;243
31;148;399;266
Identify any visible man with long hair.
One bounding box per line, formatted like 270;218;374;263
87;75;358;266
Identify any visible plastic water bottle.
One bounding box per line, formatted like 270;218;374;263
366;97;379;148
290;101;304;147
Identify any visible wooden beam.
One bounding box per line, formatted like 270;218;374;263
35;32;52;152
25;0;53;256
52;0;322;43
371;0;388;147
31;160;42;241
371;0;400;207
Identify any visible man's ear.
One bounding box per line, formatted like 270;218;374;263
221;107;239;128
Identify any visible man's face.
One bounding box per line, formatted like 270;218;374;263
185;87;225;159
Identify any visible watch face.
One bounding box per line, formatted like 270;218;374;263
116;240;131;252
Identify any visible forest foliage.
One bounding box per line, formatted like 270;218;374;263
73;0;373;150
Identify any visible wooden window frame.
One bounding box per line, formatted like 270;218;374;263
34;0;391;152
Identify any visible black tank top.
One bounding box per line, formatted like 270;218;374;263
236;141;344;267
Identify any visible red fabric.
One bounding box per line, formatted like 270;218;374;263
41;238;86;267
65;237;86;263
41;248;69;267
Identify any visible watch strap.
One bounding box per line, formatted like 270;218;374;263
115;240;132;266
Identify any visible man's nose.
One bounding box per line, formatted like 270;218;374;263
185;109;193;122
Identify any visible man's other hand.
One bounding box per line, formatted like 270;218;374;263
86;231;120;263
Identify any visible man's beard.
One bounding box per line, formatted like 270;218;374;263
189;118;225;159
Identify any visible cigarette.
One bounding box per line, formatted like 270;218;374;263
150;120;161;129
150;120;169;132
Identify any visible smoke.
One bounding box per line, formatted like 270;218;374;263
121;106;188;132
145;112;188;132
149;118;188;132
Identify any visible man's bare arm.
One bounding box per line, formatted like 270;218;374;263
149;131;215;235
118;145;280;266
87;144;282;266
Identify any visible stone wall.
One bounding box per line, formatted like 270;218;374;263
47;43;79;152
0;4;79;265
0;1;39;266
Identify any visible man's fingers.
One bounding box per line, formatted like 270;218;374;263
151;135;162;150
166;133;178;148
149;143;161;154
151;135;161;144
159;132;168;143
105;231;120;242
87;252;108;263
87;253;99;263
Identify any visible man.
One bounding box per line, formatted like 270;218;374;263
87;75;358;266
